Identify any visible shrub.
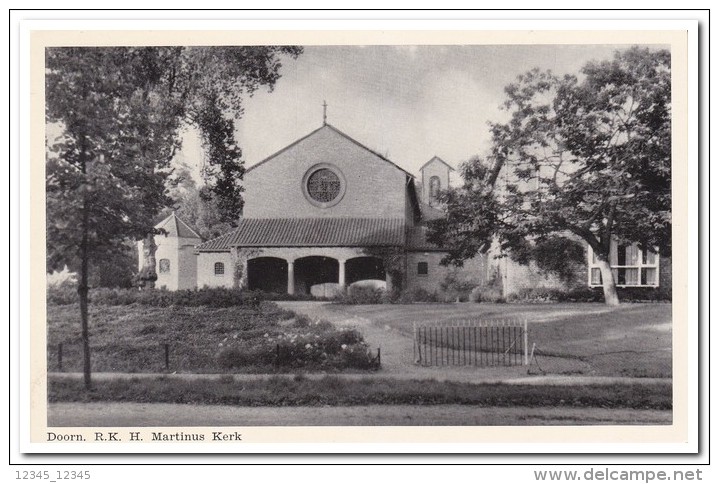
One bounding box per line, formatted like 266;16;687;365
292;314;312;328
335;285;385;305
216;314;378;372
612;286;672;302
46;284;80;305
46;285;334;308
504;286;670;303
395;287;441;304
507;287;564;303
337;345;380;370
469;286;505;303
440;273;478;302
561;286;604;302
216;344;273;368
45;286;296;308
291;315;334;331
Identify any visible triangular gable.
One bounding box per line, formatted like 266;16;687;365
246;123;415;179
420;156;455;172
155;213;202;239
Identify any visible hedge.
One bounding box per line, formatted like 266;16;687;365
46;286;320;308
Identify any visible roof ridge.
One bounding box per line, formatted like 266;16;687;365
419;156;455;172
245;124;327;173
195;226;239;250
155;213;174;229
245;123;415;179
173;214;202;239
323;124;415;178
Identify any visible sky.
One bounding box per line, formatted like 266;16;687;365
175;44;642;181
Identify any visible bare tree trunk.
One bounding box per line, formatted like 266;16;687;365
78;205;92;389
596;258;620;306
139;234;157;289
77;137;92;389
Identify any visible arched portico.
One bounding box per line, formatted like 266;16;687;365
346;256;386;285
234;247;398;295
247;257;287;293
293;256;339;295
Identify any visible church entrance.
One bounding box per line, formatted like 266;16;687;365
346;256;386;285
294;256;339;295
247;257;288;293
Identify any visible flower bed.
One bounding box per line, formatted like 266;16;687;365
47;303;378;373
216;314;379;371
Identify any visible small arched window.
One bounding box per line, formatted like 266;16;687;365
159;259;171;273
429;176;441;203
214;262;225;276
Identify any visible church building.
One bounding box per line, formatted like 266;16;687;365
142;121;670;300
191;122;486;296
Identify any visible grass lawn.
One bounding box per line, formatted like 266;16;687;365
326;302;672;378
47;302;376;373
48;374;671;410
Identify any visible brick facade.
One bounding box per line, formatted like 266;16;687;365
243;125;410;220
405;251;487;294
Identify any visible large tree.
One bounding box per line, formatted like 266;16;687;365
46;46;301;387
428;47;671;305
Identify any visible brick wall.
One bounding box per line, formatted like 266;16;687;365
243;126;409;220
405;251;487;294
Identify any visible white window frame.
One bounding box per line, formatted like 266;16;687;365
587;242;660;288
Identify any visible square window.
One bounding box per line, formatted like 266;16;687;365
159;259;170;274
214;262;225;275
624;268;640;285
417;262;428;276
625;245;640;265
589;242;660;288
642;268;658;285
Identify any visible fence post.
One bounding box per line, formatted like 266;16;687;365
412;323;417;364
164;343;170;370
58;343;63;372
523;318;529;366
377;347;381;367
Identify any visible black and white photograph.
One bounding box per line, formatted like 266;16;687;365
26;25;693;449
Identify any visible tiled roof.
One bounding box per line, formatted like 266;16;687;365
196;218;405;251
419;202;446;221
156;213;202;239
406;226;444;251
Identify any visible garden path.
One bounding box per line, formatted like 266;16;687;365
276;301;553;382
